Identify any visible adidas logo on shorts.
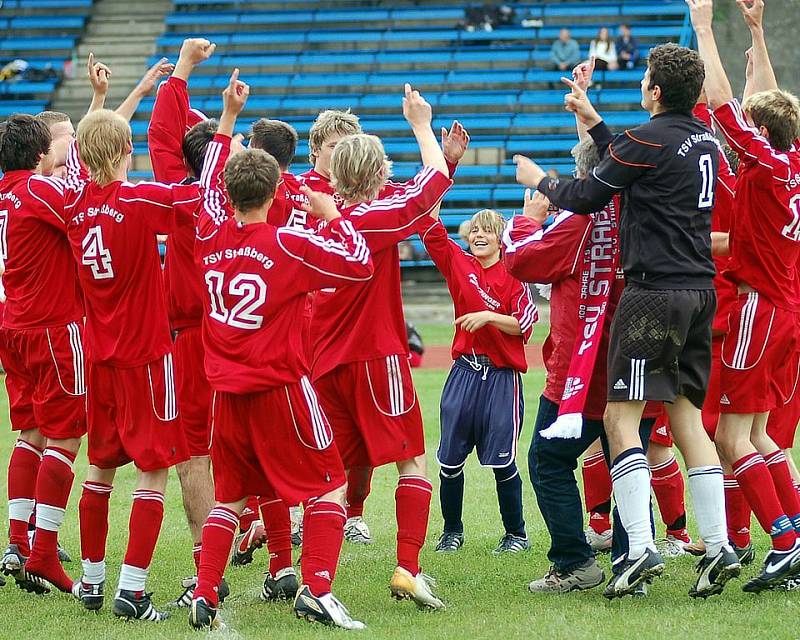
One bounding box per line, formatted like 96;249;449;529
613;379;628;390
720;394;731;405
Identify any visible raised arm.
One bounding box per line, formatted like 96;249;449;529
737;0;778;98
441;120;470;178
86;53;110;114
276;218;374;291
403;83;448;179
115;57;175;121
149;38;216;182
570;58;598;142
686;0;734;109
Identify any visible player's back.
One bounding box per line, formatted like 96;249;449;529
727;145;800;309
0;170;82;328
64;179;197;365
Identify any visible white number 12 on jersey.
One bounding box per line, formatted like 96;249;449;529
205;270;267;330
0;209;8;261
81;227;114;280
698;153;714;208
781;195;800;242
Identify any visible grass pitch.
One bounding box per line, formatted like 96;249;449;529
1;367;798;639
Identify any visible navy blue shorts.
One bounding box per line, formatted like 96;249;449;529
437;357;524;469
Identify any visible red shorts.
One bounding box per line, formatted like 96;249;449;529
649;407;673;447
87;354;189;472
174;326;212;457
210;376;346;505
314;354;425;468
720;293;800;414
701;335;724;437
766;367;800;449
0;323;86;439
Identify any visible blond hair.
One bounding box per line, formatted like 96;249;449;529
330;134;392;203
308;109;362;164
35;110;70;128
743;89;800;152
76;109;131;185
470;209;505;239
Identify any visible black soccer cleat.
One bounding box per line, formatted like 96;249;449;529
689;546;741;598
57;543;72;564
743;541;800;593
72;579;104;611
603;548;665;599
434;532;464;553
493;533;530;555
294;585;365;630
112;590;170;622
734;543;756;566
2;544;50;595
261;568;299;602
189;597;223;630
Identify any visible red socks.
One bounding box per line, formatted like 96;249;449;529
724;475;751;548
195;506;238;607
26;447;76;592
346;466;373;519
7;440;43;556
650;456;689;540
395;475;432;576
239;496;260;533
79;481;112;585
733;453;797;551
119;490;165;594
581;451;612;533
193;543;202;574
764;450;800;529
301;500;345;597
259;495;292;576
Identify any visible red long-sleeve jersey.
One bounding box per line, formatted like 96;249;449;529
196;134;374;393
64;143;200;366
418;216;536;371
713;99;800;311
693;102;737;332
0;171;83;329
310;165;452;380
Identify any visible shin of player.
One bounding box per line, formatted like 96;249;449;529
0;115;87;595
189;72;373;630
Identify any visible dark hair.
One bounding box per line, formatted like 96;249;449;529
181;119;218;178
249;118;298;170
647;43;705;113
0;114;51;172
223;148;281;213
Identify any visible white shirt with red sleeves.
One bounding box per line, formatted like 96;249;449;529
712;99;800;311
418;216;536;372
195;134;374;393
63;145;201;366
310;165;453;380
0;170;83;329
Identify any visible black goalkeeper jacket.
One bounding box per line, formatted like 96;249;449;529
538;111;718;290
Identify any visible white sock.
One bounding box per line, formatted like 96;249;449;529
8;497;35;525
117;564;149;593
688;466;728;557
611;450;654;560
82;559;105;585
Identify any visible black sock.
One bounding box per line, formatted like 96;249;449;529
494;463;525;536
439;466;465;534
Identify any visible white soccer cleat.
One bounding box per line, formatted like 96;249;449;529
656;534;691;558
344;517;373;545
294;585;366;630
585;527;612;553
390;567;445;610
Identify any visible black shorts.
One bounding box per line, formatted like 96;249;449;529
607;286;716;409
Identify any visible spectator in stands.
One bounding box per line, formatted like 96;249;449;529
616;24;640;70
460;4;515;32
550;28;581;72
589;27;618;70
